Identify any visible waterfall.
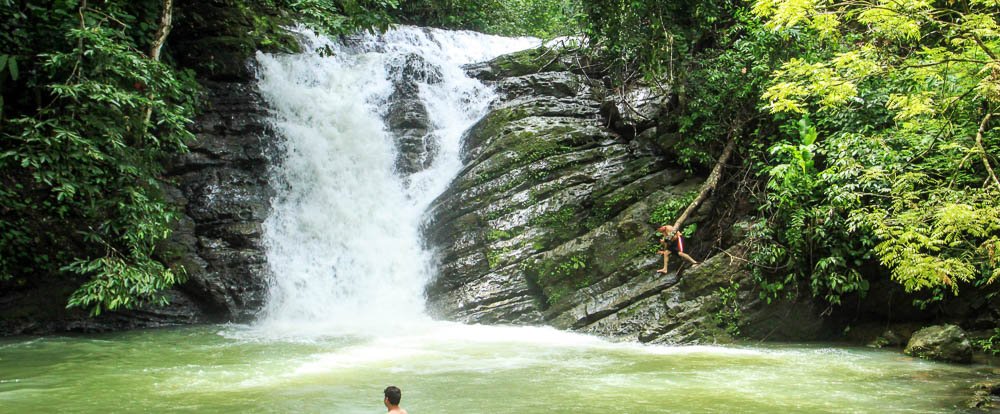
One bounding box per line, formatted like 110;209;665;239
254;26;538;334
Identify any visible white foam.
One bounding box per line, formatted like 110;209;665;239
255;26;539;336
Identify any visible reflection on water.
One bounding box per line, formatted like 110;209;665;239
0;323;990;413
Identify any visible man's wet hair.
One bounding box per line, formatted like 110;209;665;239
384;386;402;405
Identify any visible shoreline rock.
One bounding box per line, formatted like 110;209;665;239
904;324;973;364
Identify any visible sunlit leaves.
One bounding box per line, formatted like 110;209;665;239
856;0;931;42
886;93;935;120
977;62;1000;102
752;0;821;31
962;13;1000;39
867;190;1000;294
763;50;879;112
750;0;1000;298
810;13;841;40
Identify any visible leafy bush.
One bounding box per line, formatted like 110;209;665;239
396;0;580;38
754;0;1000;301
0;1;198;314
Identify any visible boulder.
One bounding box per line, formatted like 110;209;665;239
904;324;973;363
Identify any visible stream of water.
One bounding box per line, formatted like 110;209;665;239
0;26;993;413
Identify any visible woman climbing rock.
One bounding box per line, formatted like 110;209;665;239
656;225;698;273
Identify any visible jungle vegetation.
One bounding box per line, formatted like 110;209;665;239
1;0;997;316
578;0;1000;308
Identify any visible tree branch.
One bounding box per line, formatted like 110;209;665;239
972;33;999;62
976;112;1000;189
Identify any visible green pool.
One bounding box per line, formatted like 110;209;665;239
0;322;991;413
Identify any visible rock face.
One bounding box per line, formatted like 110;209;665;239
904;324;973;363
423;47;827;343
156;79;275;323
136;1;293;325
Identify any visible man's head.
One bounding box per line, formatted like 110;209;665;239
658;225;674;234
384;386;402;407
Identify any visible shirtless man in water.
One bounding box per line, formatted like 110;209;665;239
384;386;407;414
657;225;698;273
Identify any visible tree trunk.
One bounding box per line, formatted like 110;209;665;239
672;132;739;230
143;0;173;127
149;0;173;61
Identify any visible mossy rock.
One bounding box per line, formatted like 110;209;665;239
482;47;571;80
904;324;973;364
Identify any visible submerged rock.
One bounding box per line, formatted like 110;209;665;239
904;324;973;363
968;381;1000;409
867;330;906;348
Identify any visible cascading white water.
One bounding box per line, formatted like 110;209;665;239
255;26;538;334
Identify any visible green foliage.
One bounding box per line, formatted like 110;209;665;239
753;0;1000;300
0;1;198;315
486;228;515;241
531;206;578;230
650;191;698;229
713;280;742;336
578;0;1000;308
524;254;589;305
397;0;580;37
669;8;806;169
749;117;873;304
285;0;399;34
579;0;807;172
975;328;1000;356
580;0;712;80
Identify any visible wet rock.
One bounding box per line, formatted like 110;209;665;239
425;46;676;325
868;330;906;348
465;47;571;81
600;82;664;135
425;46;829;343
385;53;441;175
155;77;276;323
905;324;973;363
967;381;1000;409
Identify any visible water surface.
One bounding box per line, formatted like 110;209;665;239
0;323;987;413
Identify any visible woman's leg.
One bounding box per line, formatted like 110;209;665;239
678;251;698;265
657;251;671;273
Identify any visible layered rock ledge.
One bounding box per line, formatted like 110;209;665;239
423;47;826;343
